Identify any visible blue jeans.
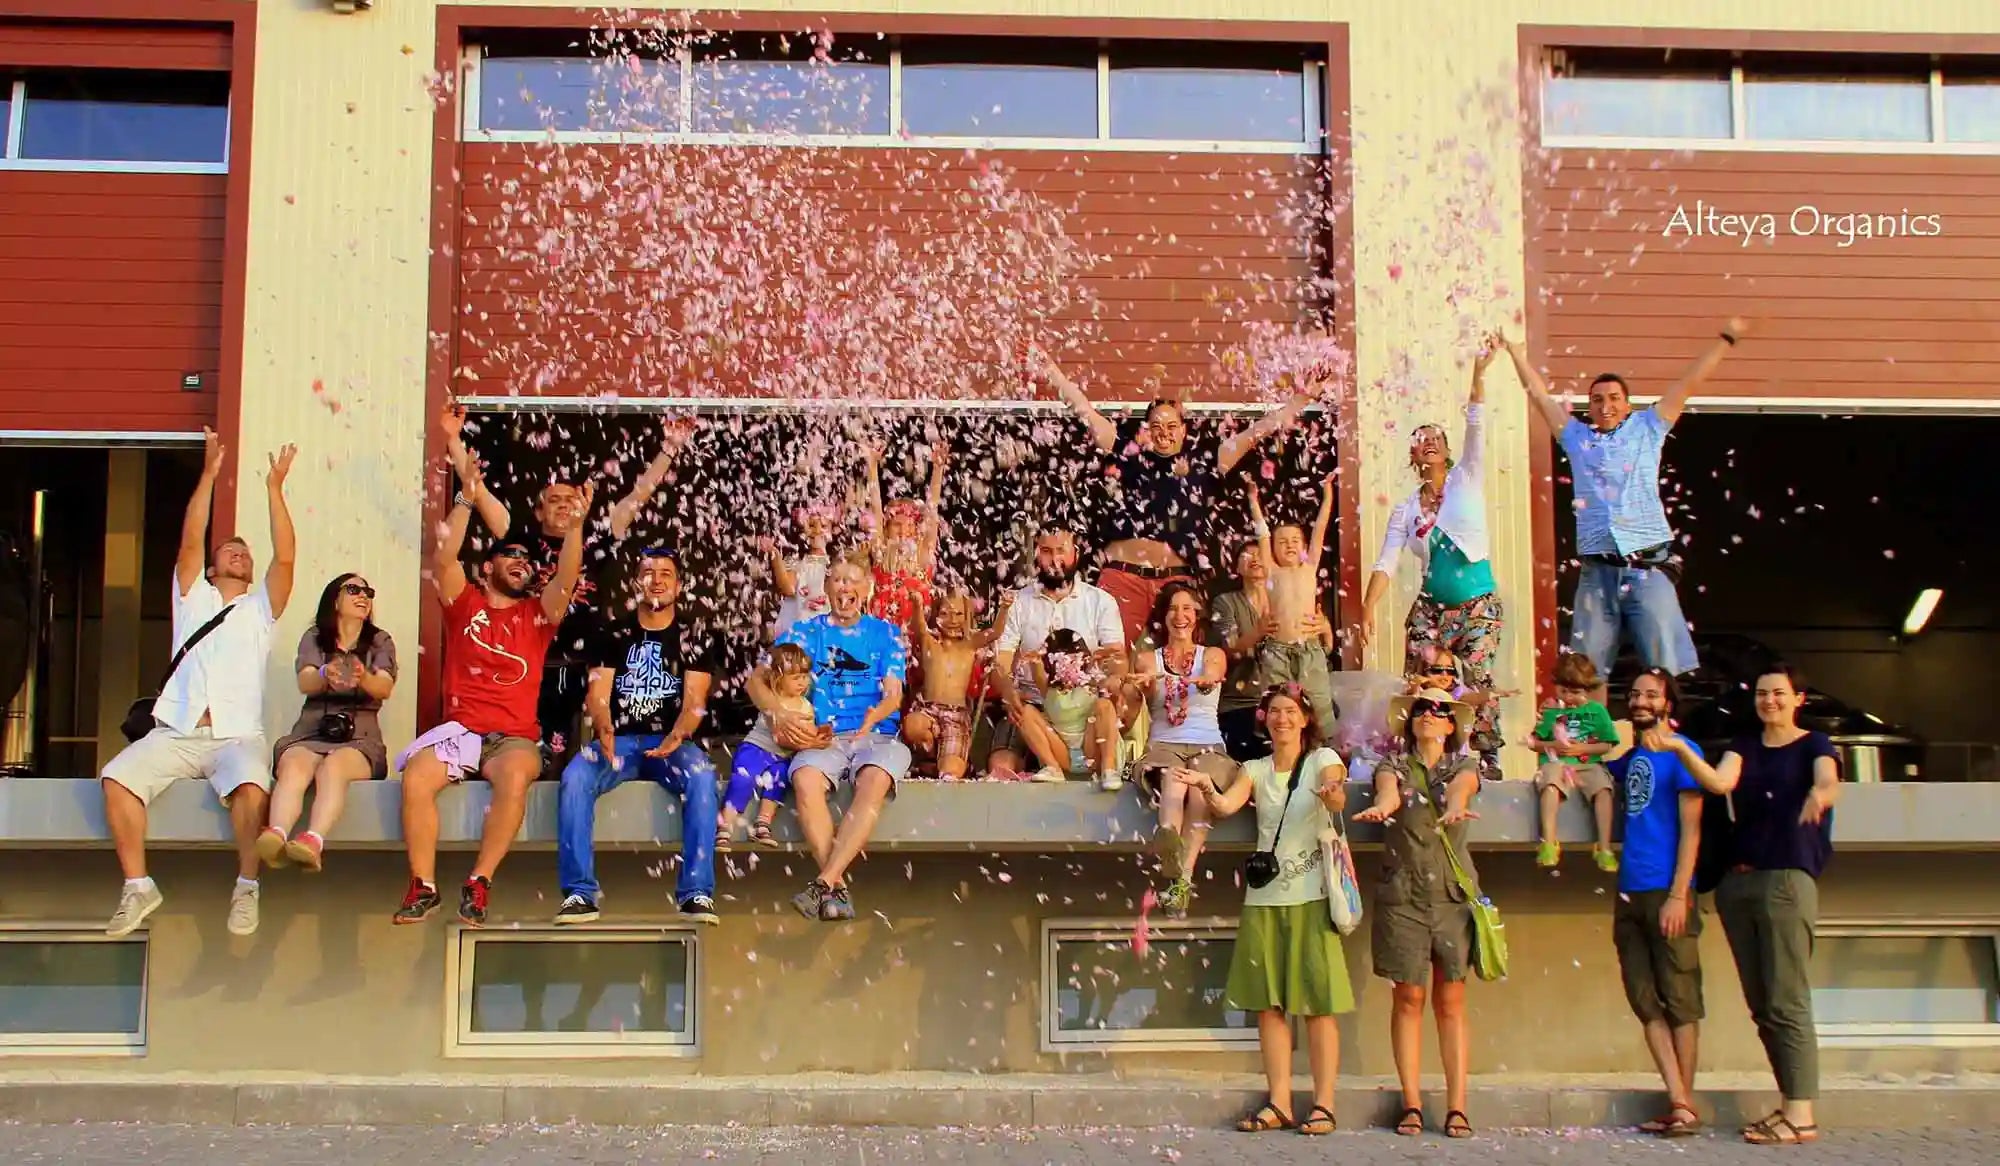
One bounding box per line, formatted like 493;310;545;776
557;735;717;904
1570;561;1699;677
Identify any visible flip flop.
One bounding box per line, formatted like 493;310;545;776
1641;1103;1701;1137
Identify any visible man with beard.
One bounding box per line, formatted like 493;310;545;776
102;428;297;939
988;527;1128;782
554;547;720;926
1606;667;1734;1138
752;556;909;922
393;468;590;927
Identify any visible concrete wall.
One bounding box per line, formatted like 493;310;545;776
2;847;1994;1077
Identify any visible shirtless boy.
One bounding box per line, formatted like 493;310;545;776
1246;474;1338;737
904;591;1009;779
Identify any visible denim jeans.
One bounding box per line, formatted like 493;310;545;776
1570;561;1698;676
557;735;717;904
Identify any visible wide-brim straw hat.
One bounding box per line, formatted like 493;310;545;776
1387;687;1475;737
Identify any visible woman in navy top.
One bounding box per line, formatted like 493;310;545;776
1710;663;1840;1146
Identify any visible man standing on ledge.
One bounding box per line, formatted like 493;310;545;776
1504;318;1749;677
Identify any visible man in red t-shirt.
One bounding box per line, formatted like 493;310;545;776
393;468;591;927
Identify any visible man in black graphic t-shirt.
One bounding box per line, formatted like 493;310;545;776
553;547;720;926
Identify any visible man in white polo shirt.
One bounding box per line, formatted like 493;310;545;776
101;429;297;939
988;527;1127;783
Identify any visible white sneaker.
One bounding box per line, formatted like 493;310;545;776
227;883;260;937
1031;766;1066;784
1098;770;1125;791
106;883;164;938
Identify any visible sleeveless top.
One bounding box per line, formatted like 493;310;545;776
1146;645;1223;746
1423;527;1497;607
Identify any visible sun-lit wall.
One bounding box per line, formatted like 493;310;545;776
234;0;2000;750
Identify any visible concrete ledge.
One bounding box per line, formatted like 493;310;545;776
0;1072;1992;1129
1;777;1993;852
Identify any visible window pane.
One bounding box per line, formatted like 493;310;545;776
480;54;681;133
469;939;691;1037
693;36;887;135
1110;47;1316;142
902;41;1097;138
1543;73;1732;138
1052;935;1250;1036
20;70;228;164
1810;934;1999;1025
0;939;145;1036
1744;76;1930;142
1944;80;2000;143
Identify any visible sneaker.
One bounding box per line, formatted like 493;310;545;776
255;827;291;870
227;882;260;937
1153;825;1186;882
792;879;830;920
459;876;491;927
105;882;163;938
1098;770;1125;792
1030;766;1066;783
1159;877;1193;920
1536;840;1561;869
553;893;599;925
283;831;324;873
819;884;855;921
1594;847;1621;874
679;894;720;926
393;877;442;924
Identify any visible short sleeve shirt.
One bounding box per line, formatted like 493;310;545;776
593;617;715;738
152;578;278;739
1532;701;1620;763
994;582;1126;702
1608;737;1702;894
1097;418;1223;565
441;587;557;739
528;529;606;661
776;613;907;735
293;629;399;715
1242;748;1346;908
1558;410;1676;556
1726;731;1838;878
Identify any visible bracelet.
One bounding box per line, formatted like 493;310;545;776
1719;331;1738;346
1252;521;1271;538
451;491;472;511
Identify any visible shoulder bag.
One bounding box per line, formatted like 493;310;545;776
1427;763;1509;981
120;604;237;742
1317;812;1364;938
1242;751;1308;889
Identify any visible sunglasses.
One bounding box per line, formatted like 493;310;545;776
1410;700;1453;720
341;582;376;599
1421;664;1457;676
490;545;531;562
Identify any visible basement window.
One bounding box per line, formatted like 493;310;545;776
1042;920;1256;1052
0;928;148;1056
446;926;699;1058
1812;923;2000;1047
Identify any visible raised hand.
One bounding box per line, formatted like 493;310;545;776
201;426;226;478
571;480;597;531
1723;315;1751;340
439;403;466;440
267;444;298;491
1474;331;1503;372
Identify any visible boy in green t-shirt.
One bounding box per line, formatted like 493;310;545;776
1522;652;1622;872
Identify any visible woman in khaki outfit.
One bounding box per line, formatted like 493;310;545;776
1352;688;1482;1139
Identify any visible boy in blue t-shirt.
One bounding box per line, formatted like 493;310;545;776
1606;668;1728;1137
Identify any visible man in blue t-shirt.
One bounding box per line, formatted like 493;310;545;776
752;557;910;923
1606;667;1729;1136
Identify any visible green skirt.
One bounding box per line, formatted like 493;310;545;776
1225;901;1356;1017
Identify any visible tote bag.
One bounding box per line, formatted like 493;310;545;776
1317;821;1363;937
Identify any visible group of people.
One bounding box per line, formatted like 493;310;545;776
93;320;1838;1144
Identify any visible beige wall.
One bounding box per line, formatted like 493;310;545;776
232;0;2000;755
3;849;1994;1077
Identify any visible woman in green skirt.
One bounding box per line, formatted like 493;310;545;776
1185;683;1354;1136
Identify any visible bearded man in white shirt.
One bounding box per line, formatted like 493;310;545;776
987;527;1128;782
101;428;297;939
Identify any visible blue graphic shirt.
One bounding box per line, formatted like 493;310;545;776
1559;410;1676;556
1609;734;1702;894
777;613;907;735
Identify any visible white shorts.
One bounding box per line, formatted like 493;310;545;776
790;731;914;788
102;725;272;806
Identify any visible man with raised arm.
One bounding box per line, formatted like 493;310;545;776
392;460;591;928
102;428;297;938
1503;319;1749;677
1030;345;1323;647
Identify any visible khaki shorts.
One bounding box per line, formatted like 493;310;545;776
1613;888;1706;1026
1534;760;1614;800
1371;895;1475;986
1136;741;1237;798
474;734;541;779
792;731;914;788
102;725;272;806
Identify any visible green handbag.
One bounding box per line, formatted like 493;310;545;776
1440;832;1508;982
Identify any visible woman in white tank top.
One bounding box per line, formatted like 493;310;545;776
1121;582;1236;920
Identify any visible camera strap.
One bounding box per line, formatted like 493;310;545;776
1263;749;1312;857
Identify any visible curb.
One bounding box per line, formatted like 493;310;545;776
0;1078;1993;1129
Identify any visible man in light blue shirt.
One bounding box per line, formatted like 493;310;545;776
1504;318;1748;676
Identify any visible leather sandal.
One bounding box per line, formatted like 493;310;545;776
1443;1109;1474;1139
1743;1115;1819;1145
1393;1106;1424;1136
1298;1105;1336;1135
1235;1102;1295;1133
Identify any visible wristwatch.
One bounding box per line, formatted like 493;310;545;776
452;491;473;511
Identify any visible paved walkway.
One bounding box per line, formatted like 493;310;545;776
0;1123;1990;1164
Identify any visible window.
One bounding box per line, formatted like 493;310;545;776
10;70;228;168
900;39;1097;139
692;34;888;136
1542;50;2000;153
479;54;682;133
0;929;148;1056
1812;923;2000;1047
447;927;699;1058
1042;921;1256;1051
1109;44;1321;144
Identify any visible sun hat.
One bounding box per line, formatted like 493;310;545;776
1387;687;1474;738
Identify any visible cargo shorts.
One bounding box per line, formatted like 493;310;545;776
1612;888;1705;1027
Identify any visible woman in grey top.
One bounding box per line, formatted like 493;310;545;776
1352;687;1481;1139
261;573;397;872
1209;543;1272;761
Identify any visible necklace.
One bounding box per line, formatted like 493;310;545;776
1161;644;1196;727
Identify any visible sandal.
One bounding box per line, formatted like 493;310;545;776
1641;1102;1701;1136
1742;1109;1784;1135
1235;1102;1295;1133
1393;1106;1424;1136
1743;1115;1819;1145
1443;1110;1474;1139
751;820;778;847
1297;1105;1336;1136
